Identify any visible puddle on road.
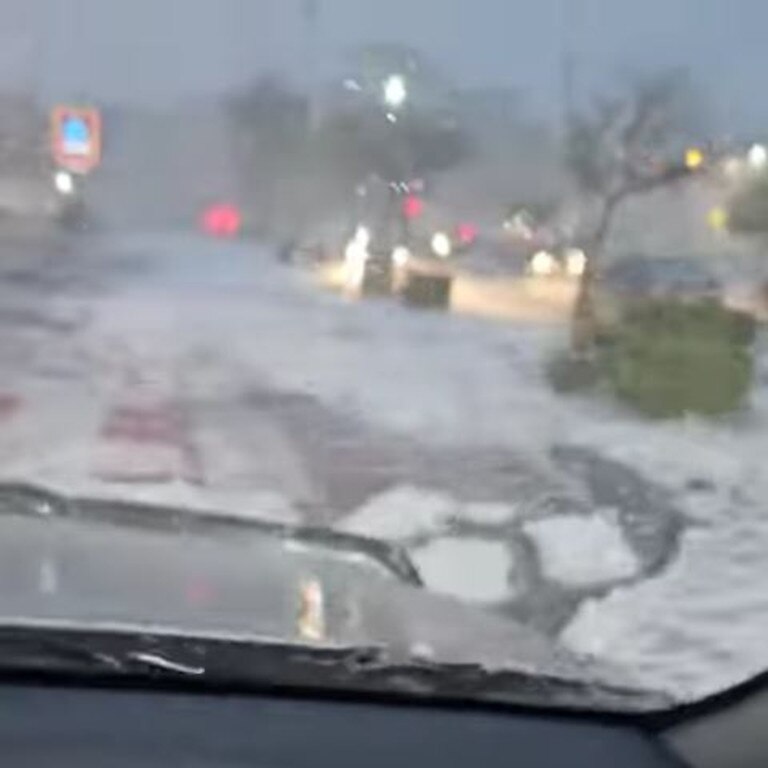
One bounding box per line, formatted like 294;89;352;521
187;386;687;635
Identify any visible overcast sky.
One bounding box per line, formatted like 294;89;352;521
1;1;767;130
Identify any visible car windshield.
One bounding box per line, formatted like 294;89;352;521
0;0;766;710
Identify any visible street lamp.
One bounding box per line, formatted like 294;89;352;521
383;74;407;110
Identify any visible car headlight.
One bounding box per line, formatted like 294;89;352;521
431;232;452;258
564;248;587;277
353;225;371;249
344;236;369;290
392;246;411;267
529;250;558;276
54;170;75;195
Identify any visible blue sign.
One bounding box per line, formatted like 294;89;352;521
52;106;102;172
62;116;89;143
61;116;91;156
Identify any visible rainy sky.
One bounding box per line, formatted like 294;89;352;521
1;1;767;129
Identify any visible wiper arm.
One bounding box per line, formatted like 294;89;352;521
0;482;422;586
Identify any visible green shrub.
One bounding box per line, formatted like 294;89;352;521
622;300;756;346
607;301;755;418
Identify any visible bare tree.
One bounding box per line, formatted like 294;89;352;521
566;71;703;353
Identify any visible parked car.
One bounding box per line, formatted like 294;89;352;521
594;255;723;329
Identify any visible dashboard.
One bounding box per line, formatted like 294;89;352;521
0;683;682;768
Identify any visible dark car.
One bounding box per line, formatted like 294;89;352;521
594;255;722;327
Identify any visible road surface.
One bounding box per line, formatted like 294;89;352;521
0;228;765;701
0;226;678;597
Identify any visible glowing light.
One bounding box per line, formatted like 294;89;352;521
708;207;728;232
748;143;768;170
201;203;242;238
685;147;705;170
392;246;411;267
431;231;453;258
457;222;478;245
54;170;74;195
383;74;407;109
344;226;371;290
402;194;424;220
297;578;326;642
564;248;587;277
353;225;371;248
530;250;558;277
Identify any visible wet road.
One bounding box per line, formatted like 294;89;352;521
0;229;684;641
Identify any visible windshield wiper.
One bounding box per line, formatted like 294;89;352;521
0;625;205;679
0;481;422;586
0;623;672;714
287;648;674;713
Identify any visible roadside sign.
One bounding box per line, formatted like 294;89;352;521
51;106;102;174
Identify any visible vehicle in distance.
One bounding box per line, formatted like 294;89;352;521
593;254;723;328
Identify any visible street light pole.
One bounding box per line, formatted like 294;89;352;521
380;74;411;244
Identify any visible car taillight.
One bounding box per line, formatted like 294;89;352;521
201;203;242;238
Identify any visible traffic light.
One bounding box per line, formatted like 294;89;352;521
457;222;477;245
402;194;424;220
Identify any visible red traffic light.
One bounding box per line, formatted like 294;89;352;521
457;222;477;245
402;194;424;220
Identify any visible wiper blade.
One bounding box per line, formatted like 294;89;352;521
0;623;671;714
126;652;205;676
338;656;674;713
0;625;205;679
0;481;422;586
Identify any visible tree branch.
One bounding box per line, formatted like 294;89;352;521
623;162;693;196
